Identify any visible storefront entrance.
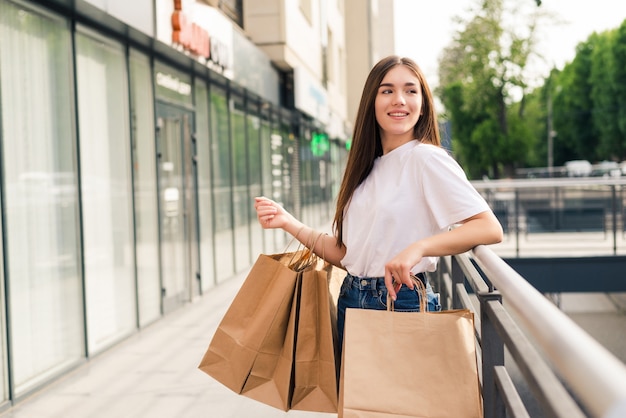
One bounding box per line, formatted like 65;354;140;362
156;102;200;314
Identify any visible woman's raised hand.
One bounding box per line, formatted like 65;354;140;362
254;196;292;229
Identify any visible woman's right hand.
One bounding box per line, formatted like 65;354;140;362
254;196;293;229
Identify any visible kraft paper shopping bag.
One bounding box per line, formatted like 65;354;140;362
339;278;482;418
198;250;312;399
290;261;339;412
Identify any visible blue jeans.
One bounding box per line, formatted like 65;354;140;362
336;273;441;352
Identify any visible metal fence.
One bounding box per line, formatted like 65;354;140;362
473;177;626;257
431;245;626;418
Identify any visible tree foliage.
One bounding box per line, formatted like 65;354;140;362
547;21;626;165
438;0;626;177
437;0;540;178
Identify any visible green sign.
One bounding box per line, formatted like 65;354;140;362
311;132;330;156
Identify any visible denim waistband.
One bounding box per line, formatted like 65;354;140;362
345;272;426;291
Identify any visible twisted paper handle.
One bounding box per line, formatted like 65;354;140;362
387;274;427;313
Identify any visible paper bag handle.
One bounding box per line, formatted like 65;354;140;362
288;229;324;271
387;275;427;313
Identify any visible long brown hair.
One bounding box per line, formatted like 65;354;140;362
332;56;441;246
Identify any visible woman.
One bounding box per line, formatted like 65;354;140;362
254;55;503;346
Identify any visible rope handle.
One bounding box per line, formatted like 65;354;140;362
387;274;428;313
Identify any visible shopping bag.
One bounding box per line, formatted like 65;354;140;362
197;249;313;408
290;260;339;412
339;278;482;418
238;266;304;410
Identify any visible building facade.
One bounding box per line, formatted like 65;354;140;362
0;0;370;408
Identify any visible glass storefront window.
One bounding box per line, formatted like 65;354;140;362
265;114;293;251
247;100;264;258
230;93;251;272
0;1;84;396
76;29;136;354
259;106;275;252
129;49;161;327
210;85;235;282
195;78;216;291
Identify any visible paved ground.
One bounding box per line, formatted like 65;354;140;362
1;249;625;418
1;268;336;418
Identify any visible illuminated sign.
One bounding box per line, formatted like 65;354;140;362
156;72;191;96
311;132;330;157
171;0;230;70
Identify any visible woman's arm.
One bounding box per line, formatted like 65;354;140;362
384;210;503;300
254;196;346;267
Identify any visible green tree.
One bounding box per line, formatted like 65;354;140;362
550;41;598;165
590;30;623;159
512;85;546;167
612;21;626;155
438;0;540;178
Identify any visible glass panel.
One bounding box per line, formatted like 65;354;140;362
210;85;234;282
76;30;136;354
155;102;198;310
183;113;200;300
301;130;315;227
129;49;161;326
247;101;263;258
259;106;274;252
0;1;84;395
154;62;193;107
301;127;331;228
266;114;292;250
194;79;215;291
231;94;251;272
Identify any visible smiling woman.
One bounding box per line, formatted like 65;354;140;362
374;66;422;152
254;55;504;351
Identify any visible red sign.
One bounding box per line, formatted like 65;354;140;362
171;1;229;69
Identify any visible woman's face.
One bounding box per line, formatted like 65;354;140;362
374;65;423;147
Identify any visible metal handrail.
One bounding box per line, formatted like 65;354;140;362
472;176;626;190
472;244;626;418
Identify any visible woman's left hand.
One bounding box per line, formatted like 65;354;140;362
382;210;503;301
384;243;423;301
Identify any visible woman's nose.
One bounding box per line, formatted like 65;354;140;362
393;92;406;105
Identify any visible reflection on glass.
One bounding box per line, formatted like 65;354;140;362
129;50;161;326
76;31;136;354
211;86;235;282
0;1;83;396
194;80;216;291
247;108;264;258
231;96;251;272
157;110;189;312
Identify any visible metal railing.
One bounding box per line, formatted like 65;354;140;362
432;245;626;418
472;177;626;257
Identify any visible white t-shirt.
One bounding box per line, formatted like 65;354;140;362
340;140;490;277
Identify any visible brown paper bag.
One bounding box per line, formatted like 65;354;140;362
238;268;303;410
198;250;312;408
290;261;339;412
339;281;482;418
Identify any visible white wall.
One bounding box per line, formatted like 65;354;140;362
83;0;154;35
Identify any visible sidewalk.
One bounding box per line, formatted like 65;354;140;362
2;268;335;418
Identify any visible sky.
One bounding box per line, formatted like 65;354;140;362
393;0;626;90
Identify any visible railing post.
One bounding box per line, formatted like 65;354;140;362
478;291;504;418
451;256;464;309
612;184;617;255
514;189;520;257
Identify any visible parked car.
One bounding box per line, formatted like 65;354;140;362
591;161;620;178
565;160;592;177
